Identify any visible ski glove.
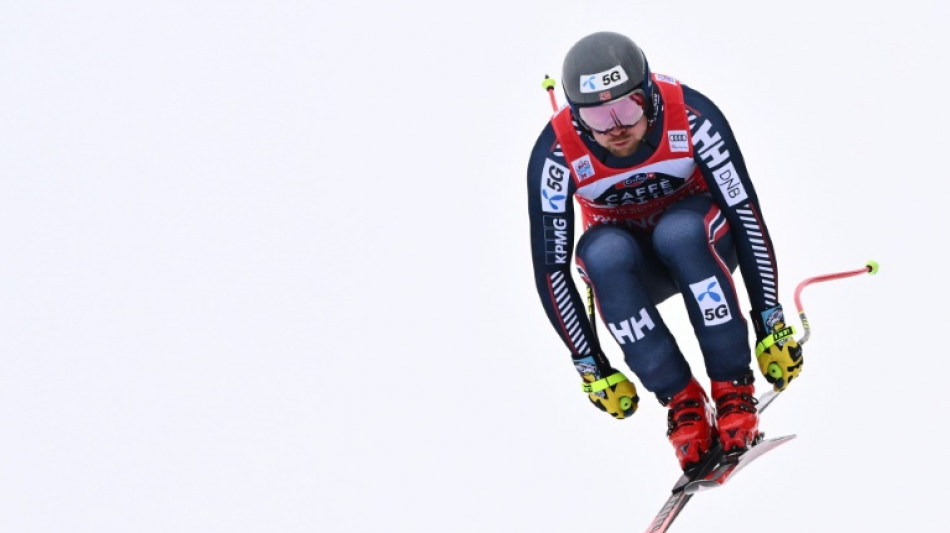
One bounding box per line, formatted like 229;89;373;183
582;370;640;419
753;305;803;392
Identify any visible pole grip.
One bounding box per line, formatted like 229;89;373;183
542;75;559;112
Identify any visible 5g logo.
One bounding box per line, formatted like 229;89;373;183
704;305;729;321
601;70;623;86
541;158;569;213
579;65;630;94
689;276;732;326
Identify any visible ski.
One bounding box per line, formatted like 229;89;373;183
643;434;794;532
641;264;878;532
683;434;796;494
643;387;789;533
643;442;723;533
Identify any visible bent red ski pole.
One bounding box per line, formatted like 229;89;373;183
794;260;880;345
757;260;879;410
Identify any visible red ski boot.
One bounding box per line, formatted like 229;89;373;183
661;378;716;471
711;371;760;454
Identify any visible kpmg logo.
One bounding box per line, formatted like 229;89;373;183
544;215;569;265
689;276;732;326
541;158;569;213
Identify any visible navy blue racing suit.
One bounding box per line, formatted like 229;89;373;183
527;74;780;400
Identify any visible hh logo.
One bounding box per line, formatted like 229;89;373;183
689;276;732;326
608;308;655;345
541;158;569;213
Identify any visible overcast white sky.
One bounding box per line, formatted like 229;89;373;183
2;2;948;532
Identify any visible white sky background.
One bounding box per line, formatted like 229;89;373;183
1;1;947;532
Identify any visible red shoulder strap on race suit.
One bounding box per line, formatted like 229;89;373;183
550;75;707;230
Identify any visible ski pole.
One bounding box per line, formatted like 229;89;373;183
794;260;880;346
757;260;879;411
542;74;559;112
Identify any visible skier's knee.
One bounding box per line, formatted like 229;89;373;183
577;225;643;279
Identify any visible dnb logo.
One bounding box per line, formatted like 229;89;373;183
689;276;732;326
541;158;569;213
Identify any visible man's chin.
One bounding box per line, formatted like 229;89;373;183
607;144;637;157
604;137;640;156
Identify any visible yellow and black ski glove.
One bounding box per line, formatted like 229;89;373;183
582;370;639;418
574;355;639;419
753;305;803;392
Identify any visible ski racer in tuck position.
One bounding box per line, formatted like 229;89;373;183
526;31;803;471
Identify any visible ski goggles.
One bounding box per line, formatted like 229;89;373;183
577;93;645;134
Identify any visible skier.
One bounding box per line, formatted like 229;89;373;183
527;31;803;471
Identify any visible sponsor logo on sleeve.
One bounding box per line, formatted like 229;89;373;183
693;118;747;206
713;161;748;206
544;216;569;264
541;158;569;213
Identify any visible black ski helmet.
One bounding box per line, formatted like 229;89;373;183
561;32;654;119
